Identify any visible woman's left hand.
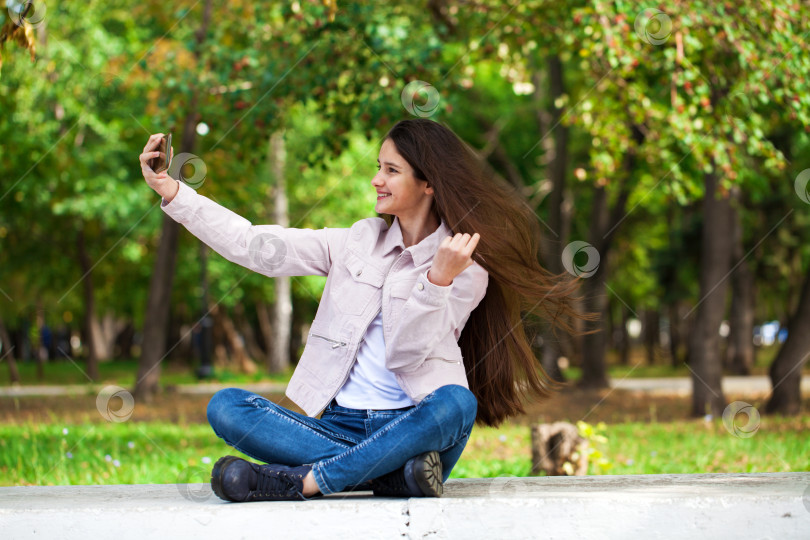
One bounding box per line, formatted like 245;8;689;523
427;232;481;286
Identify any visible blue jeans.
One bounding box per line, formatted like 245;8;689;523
206;384;477;495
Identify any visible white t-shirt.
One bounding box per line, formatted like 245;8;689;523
334;308;415;409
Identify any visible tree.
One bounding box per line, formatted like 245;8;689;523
766;266;810;414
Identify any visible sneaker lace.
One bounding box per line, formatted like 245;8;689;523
253;468;302;499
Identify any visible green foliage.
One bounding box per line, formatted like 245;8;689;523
576;420;611;474
449;415;810;480
1;414;807;486
1;1;809;392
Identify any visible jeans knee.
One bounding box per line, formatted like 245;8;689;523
206;387;244;433
432;384;478;429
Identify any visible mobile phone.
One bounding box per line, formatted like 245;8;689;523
149;133;172;173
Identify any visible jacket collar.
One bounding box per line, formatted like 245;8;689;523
382;215;453;266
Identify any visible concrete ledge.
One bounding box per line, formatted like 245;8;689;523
610;375;810;396
2;473;808;539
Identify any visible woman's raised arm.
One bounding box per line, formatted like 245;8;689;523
139;134;349;278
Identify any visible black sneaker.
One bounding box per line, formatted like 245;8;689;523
370;450;443;497
210;456;318;502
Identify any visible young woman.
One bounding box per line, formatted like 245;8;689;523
140;119;583;501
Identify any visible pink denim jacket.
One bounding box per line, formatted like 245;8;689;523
160;180;489;416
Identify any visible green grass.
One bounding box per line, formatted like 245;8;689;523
0;423;235;486
2;415;807;486
450;415;809;478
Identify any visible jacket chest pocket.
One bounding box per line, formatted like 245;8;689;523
334;252;385;315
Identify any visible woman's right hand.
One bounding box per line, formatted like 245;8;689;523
140;133;179;203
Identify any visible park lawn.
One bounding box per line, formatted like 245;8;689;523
1;415;807;487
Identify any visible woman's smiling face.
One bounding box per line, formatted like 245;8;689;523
372;138;434;219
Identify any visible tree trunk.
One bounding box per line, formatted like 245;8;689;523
76;227;99;381
218;307;257;375
579;124;642;388
726;193;755;375
619;305;630;366
580;267;611;388
256;300;274;363
668;302;683;367
134;0;213;400
211;304;229;369
644;308;660;365
116;321;135;359
291;316;308;363
267;129;292;373
234;302;265;361
32;301;45;380
543;54;571;268
534;54;572;382
766;267;810;415
91;311;127;362
134;214;181;400
540;333;566;382
688;169;731;417
0;316;20;384
580;182;614;388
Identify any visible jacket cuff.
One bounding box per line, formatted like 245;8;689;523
160;180;195;222
412;269;453;307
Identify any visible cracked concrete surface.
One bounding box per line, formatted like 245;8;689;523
1;473;808;539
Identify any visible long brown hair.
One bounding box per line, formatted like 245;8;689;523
381;118;593;427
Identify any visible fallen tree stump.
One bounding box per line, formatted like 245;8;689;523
530;421;589;476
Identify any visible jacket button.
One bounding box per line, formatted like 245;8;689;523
356;269;362;276
417;282;424;290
